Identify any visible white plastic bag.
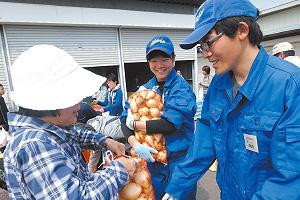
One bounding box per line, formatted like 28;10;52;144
0;128;10;148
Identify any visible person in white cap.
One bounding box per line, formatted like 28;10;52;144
272;42;300;67
3;44;137;199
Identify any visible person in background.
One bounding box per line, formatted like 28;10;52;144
121;35;197;200
0;84;8;131
199;65;213;98
94;73;124;116
4;45;137;199
272;42;300;67
92;82;108;102
176;70;183;78
163;0;300;199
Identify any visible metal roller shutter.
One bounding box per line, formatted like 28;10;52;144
121;28;195;63
4;25;119;67
0;30;13;110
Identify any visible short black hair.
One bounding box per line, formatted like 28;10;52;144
213;16;263;46
0;84;3;87
107;73;118;83
284;50;295;57
18;107;59;118
202;65;211;74
274;50;295;57
146;50;175;61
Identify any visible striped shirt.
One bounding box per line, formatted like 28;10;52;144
4;113;128;199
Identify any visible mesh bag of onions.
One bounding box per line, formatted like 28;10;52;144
119;158;155;200
128;90;167;164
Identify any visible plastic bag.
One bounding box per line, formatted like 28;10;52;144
0;128;10;148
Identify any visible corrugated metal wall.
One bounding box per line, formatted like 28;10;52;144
4;25;120;67
120;28;195;63
0;28;13;110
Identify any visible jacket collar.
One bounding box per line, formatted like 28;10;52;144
214;46;269;101
8;112;74;141
149;68;177;88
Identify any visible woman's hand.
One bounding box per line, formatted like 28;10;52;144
104;138;125;156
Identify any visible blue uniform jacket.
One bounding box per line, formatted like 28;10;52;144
166;47;300;199
98;85;123;116
121;69;197;199
121;69;196;159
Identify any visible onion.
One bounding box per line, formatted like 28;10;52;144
133;113;140;120
153;134;162;142
135;96;145;107
149;108;160;118
154;93;161;101
142;185;154;194
146;90;156;99
138;107;149;116
157;150;167;161
154;142;162;151
146;99;158;108
119;182;142;200
130;101;138;113
145;135;155;147
158;103;163;111
139;116;150;122
134;170;150;188
139;91;148;99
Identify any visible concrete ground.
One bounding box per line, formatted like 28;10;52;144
197;171;220;200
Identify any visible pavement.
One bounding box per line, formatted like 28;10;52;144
197;171;220;200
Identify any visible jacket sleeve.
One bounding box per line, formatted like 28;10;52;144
252;76;300;200
103;90;123;113
161;87;196;130
70;125;108;150
165;94;216;199
17;140;128;199
97;93;108;106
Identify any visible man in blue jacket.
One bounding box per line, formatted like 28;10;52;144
121;35;197;200
163;0;300;199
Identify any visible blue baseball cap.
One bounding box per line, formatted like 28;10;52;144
180;0;258;49
146;35;174;57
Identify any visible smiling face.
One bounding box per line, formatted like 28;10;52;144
201;30;242;75
148;53;175;82
107;80;117;90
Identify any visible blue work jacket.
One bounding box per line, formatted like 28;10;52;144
166;47;300;199
98;85;123;116
122;69;197;160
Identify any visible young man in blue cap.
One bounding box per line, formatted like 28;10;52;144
121;35;197;200
163;0;300;199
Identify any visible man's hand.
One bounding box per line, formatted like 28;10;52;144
162;193;176;200
104;138;125;155
132;142;158;162
126;109;135;130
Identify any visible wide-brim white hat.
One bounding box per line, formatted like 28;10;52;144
10;44;106;110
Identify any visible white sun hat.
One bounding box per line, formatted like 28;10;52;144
10;44;106;110
272;42;294;56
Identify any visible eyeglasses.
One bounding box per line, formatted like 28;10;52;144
198;32;223;54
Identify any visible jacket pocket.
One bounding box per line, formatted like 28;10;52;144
275;126;300;172
240;111;281;163
241;111;281;131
